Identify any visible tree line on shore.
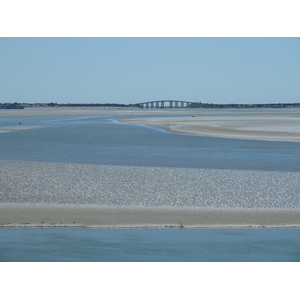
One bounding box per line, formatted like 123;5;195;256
1;101;300;109
0;102;134;109
188;102;300;108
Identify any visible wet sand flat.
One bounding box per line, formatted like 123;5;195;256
1;161;300;228
121;114;300;142
1;203;300;228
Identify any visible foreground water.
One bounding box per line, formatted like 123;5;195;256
1;228;300;262
1;109;300;261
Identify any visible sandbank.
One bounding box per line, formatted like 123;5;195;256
1;161;300;228
120;114;300;142
0;125;40;133
1;203;299;228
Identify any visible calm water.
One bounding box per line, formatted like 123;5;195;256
1;228;300;262
1;109;300;261
1;112;300;171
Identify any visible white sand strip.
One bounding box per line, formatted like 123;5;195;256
1;203;300;228
120;115;300;142
0;125;40;133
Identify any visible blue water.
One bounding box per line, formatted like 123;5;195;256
1;228;300;262
1;112;300;171
1;109;300;261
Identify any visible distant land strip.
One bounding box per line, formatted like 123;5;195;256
1;101;300;109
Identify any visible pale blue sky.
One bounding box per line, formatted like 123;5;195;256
1;37;299;104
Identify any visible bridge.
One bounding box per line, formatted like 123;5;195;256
134;100;193;109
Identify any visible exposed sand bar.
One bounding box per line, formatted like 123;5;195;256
1;203;300;228
120;114;300;142
0;126;40;133
1;161;300;228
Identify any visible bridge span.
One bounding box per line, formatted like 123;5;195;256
134;100;193;109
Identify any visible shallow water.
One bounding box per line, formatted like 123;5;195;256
1;228;299;262
1;112;300;171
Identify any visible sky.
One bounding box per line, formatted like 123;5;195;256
1;37;299;105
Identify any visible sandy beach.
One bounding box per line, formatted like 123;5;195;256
120;114;300;142
1;161;300;228
1;203;300;228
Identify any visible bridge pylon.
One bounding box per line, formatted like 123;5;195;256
134;100;193;109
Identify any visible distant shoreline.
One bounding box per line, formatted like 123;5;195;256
1;101;300;110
